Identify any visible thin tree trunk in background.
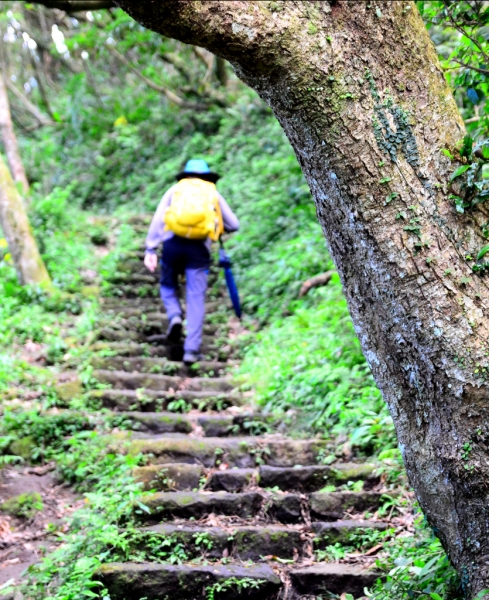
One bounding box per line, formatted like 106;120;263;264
111;1;489;594
0;72;29;195
215;56;228;88
29;50;54;118
0;153;51;287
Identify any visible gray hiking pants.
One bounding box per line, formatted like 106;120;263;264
160;269;208;354
159;236;210;354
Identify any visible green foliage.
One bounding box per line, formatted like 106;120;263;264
17;432;145;600
239;284;396;455
1;492;43;519
419;1;489;138
205;577;265;600
368;517;460;600
448;135;489;216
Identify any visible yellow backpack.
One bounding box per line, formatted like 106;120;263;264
164;179;224;241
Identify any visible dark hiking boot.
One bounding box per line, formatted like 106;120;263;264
183;352;204;365
167;316;183;343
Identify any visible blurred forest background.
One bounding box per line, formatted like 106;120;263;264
0;1;487;598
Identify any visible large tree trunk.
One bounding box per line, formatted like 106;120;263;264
0;153;51;287
0;72;30;195
112;1;489;594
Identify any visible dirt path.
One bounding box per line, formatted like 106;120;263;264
0;467;82;593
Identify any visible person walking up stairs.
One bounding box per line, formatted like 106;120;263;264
144;159;239;365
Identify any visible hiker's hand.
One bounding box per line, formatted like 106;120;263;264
144;253;158;272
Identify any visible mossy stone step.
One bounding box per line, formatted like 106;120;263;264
95;562;281;600
258;463;377;492
125;214;152;226
141;524;228;559
208;468;255;492
197;413;273;437
93;369;235;393
142;523;304;560
138;491;264;522
309;491;390;521
113;411;192;434
127;436;328;468
94;329;222;349
312;519;388;548
91;355;229;377
119;412;266;437
101;297;222;314
135;490;391;524
108;259;158;277
90;340;227;362
104;284;159;298
88;388;243;412
107;272;158;284
97;317;220;337
290;563;380;597
132;463;204;491
90;341;173;357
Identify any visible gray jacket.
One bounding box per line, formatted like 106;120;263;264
145;183;239;255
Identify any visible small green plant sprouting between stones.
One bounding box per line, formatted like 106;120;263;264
205;577;265;600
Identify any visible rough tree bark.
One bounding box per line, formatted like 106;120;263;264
108;1;489;594
0;72;30;195
0;153;51;287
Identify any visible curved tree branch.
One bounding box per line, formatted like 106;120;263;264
6;79;55;127
298;271;334;298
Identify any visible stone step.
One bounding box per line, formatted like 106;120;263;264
104;301;227;326
138;491;264;522
101;297;222;314
112;411;193;434
95;562;281;600
94;327;217;348
135;520;387;561
309;491;389;521
136;490;390;524
132;463;204;491
97;317;221;337
93;369;235;393
125;214;152;226
108;412;269;438
108;259;159;277
197;413;273;437
107;272;158;285
207;468;255;492
90;340;228;362
312;519;388;548
290;563;380;597
104;284;159;299
141;523;305;560
91;355;229;377
257;463;377;492
127;436;328;468
88;388;244;412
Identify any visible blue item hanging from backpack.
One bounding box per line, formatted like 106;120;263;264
218;243;242;319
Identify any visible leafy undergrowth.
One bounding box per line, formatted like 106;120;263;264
239;281;395;458
2;429;146;600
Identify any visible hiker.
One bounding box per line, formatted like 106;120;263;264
144;159;239;365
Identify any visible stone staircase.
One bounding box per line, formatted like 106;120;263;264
91;217;395;599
